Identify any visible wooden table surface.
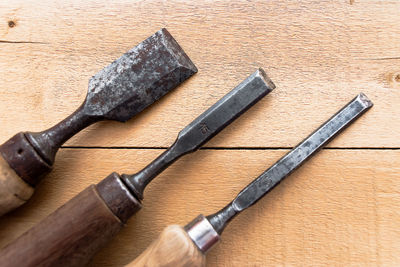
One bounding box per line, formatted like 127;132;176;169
0;1;399;266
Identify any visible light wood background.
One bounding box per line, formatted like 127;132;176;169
0;0;399;266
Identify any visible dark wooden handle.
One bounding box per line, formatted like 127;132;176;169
0;173;141;267
0;132;52;187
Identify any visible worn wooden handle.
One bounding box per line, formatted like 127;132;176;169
0;173;141;267
127;225;205;267
0;132;54;216
0;154;34;216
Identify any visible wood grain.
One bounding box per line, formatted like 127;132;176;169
0;0;398;148
0;1;398;266
0;149;397;266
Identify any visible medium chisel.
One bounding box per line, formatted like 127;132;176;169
0;28;197;215
127;93;373;267
0;69;275;267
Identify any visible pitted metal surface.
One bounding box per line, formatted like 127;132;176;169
86;28;197;121
207;93;373;235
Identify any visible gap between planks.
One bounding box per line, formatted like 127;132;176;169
61;146;400;150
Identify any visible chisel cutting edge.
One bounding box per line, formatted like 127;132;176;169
0;69;275;267
127;93;373;267
0;28;197;215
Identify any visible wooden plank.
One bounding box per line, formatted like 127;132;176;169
0;148;398;266
0;2;397;267
0;0;398;148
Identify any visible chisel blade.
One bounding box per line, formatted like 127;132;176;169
86;28;197;121
175;68;275;154
233;93;372;211
123;68;275;199
205;93;373;236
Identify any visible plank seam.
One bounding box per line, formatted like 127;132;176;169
60;146;400;150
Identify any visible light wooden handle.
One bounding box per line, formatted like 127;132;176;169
127;225;205;267
0;154;34;215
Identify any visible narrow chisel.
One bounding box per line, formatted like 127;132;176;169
127;93;373;267
0;69;275;267
0;28;197;215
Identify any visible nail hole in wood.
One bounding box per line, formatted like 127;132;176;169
17;149;23;155
8;20;16;28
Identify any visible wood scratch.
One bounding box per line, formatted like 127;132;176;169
358;57;400;61
0;40;48;44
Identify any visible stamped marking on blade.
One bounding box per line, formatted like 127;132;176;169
199;123;210;134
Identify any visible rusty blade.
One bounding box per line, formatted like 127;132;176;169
86;28;198;121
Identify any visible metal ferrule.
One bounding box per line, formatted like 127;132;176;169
184;214;220;254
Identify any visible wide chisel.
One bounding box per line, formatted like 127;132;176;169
0;69;275;267
0;28;197;215
127;93;373;267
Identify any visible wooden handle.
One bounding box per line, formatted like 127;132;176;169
0;154;34;216
0;173;141;267
127;225;205;267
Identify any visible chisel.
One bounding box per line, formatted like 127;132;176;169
0;69;275;267
0;28;198;215
127;93;373;267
